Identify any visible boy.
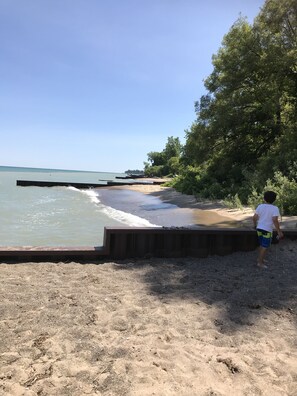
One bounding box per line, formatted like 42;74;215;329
253;191;283;268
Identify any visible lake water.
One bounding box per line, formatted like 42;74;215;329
0;166;159;247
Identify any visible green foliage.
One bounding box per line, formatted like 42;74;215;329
247;188;262;210
144;136;182;177
223;194;243;210
247;172;297;215
172;166;202;195
146;151;166;167
171;165;228;199
144;165;165;178
144;0;297;215
263;172;297;215
177;0;297;215
163;137;182;160
167;156;181;175
125;169;144;175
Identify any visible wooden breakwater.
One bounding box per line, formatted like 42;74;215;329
16;180;108;188
116;175;145;179
16;180;165;188
1;227;296;262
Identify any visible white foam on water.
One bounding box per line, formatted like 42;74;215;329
77;188;101;204
99;205;160;227
73;188;160;228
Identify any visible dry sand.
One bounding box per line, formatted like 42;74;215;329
1;183;297;395
1;241;297;396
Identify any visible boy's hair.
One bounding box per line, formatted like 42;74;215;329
264;190;277;204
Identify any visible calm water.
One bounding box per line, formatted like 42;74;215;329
0;166;157;247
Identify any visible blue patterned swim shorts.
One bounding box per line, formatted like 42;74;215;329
257;229;272;248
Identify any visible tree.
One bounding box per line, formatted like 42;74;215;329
177;0;297;204
163;136;182;161
253;0;297;180
144;136;182;176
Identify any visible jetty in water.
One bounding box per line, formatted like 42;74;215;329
16;180;107;188
16;180;165;188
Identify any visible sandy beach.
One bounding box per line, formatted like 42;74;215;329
96;184;252;230
1;183;297;395
101;183;297;229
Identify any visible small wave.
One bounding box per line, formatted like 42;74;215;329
71;188;159;227
99;205;159;227
67;186;79;191
67;187;101;204
80;189;101;204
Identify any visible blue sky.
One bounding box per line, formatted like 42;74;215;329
1;0;264;172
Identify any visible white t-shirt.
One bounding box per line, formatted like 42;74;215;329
255;203;280;232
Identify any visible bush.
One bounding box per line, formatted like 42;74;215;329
172;165;297;215
264;172;297;215
247;188;262;209
167;156;181;175
223;194;243;209
171;166;199;194
172;166;233;199
247;172;297;215
144;165;165;177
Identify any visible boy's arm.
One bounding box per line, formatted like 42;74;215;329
253;213;259;229
272;216;284;238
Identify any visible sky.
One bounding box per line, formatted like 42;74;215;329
1;0;265;173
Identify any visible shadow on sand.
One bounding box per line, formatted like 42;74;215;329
113;239;297;333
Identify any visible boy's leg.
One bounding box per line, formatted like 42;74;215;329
256;229;272;268
257;246;267;267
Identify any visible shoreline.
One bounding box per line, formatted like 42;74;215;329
105;182;297;230
97;184;251;228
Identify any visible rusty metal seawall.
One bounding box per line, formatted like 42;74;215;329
1;227;296;262
104;227;260;260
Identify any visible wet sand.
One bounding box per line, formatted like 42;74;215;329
97;183;297;230
96;185;248;228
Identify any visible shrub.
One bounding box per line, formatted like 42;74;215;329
247;172;297;215
172;166;204;195
223;194;243;209
144;165;164;177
